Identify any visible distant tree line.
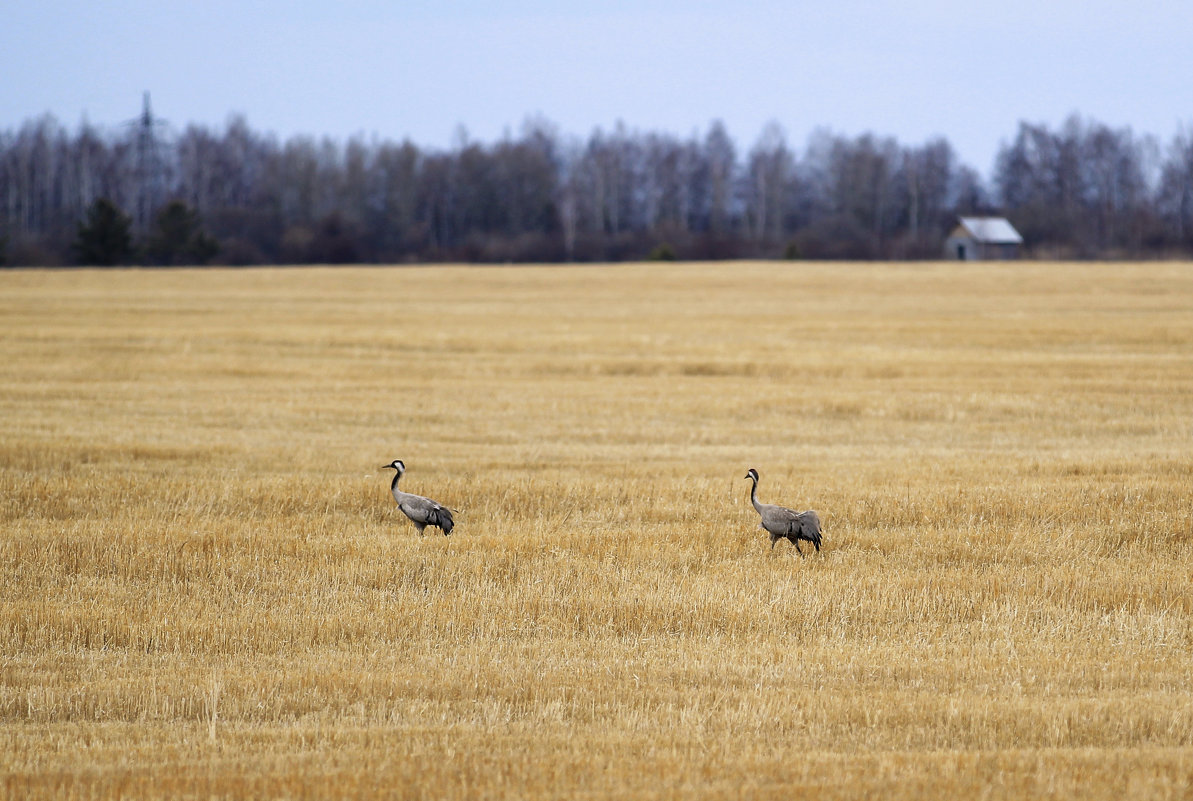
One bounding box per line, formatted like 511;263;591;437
2;109;1192;266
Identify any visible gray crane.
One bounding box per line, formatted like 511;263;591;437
744;468;822;555
382;459;455;536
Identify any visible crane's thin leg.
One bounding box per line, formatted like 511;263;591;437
770;533;779;550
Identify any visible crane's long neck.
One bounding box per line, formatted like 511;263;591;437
749;477;763;512
390;470;402;493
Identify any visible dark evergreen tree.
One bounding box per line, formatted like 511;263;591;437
306;212;360;263
72;198;133;266
144;200;218;265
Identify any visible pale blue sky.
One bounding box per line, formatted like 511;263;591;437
3;0;1190;176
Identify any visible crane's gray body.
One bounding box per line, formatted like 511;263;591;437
384;460;454;536
745;468;821;555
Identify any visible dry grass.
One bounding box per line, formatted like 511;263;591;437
1;261;1192;799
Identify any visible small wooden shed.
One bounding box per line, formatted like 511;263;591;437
945;217;1023;260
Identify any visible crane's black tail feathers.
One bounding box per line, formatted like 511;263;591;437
431;506;454;535
787;517;823;552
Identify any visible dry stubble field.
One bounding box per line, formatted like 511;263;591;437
1;262;1192;799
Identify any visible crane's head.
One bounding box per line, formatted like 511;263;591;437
382;459;406;475
744;468;759;482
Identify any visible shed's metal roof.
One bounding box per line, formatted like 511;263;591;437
958;217;1023;244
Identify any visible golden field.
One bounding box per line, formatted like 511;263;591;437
1;261;1191;799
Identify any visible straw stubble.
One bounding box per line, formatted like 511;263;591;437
2;262;1191;798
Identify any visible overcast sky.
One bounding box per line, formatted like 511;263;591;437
4;0;1190;177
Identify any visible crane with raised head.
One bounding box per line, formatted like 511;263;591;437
382;459;455;536
744;468;822;555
